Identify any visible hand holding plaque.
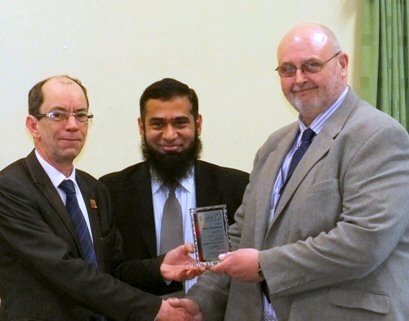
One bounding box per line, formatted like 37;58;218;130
190;205;231;266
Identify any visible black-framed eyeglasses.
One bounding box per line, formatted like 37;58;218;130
275;51;342;78
36;110;94;123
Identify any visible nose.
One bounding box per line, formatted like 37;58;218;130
294;68;307;84
162;124;177;140
65;114;80;129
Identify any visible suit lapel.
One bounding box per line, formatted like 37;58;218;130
195;161;221;207
127;164;157;256
254;126;299;248
25;151;84;255
272;131;332;221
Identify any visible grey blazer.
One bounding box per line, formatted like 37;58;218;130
187;89;409;321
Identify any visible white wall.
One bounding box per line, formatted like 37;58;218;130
0;0;363;176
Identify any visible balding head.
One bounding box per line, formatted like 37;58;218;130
275;23;349;125
28;75;89;116
278;23;341;58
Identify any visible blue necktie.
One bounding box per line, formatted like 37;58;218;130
280;128;316;194
59;180;98;266
60;180;106;321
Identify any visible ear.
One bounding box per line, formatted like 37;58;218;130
196;114;203;135
26;115;40;139
339;52;349;77
138;117;145;136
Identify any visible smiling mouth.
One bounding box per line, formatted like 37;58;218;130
293;84;317;94
162;145;179;149
160;144;182;152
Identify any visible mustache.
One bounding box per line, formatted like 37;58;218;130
292;83;317;92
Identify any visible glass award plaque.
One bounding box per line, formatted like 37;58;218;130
190;204;231;267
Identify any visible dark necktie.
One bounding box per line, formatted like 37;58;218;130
59;180;98;266
160;186;183;254
60;180;106;321
280;128;316;194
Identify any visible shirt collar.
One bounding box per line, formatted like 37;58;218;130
35;149;77;188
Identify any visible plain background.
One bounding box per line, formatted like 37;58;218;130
0;0;363;177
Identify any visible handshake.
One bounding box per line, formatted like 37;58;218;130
156;244;262;321
156;243;204;321
157;298;201;321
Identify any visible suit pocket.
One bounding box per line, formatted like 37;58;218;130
294;179;341;237
328;287;390;314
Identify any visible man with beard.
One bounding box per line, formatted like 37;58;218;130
99;78;249;297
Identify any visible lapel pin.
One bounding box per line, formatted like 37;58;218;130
90;199;97;209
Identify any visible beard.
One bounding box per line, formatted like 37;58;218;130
141;134;202;187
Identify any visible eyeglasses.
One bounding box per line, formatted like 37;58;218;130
36;110;94;123
275;51;341;78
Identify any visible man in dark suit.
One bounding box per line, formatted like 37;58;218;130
100;78;249;296
0;75;203;321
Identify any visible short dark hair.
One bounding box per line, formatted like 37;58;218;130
28;75;89;116
139;78;199;120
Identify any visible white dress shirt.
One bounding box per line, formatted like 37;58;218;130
151;169;197;292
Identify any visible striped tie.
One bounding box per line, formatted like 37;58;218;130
59;180;106;321
59;180;97;266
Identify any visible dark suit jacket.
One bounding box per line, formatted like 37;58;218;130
0;151;164;321
99;160;249;295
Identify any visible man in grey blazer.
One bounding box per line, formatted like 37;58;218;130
179;23;409;320
0;75;203;321
100;78;249;296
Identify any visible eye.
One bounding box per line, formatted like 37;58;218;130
302;61;322;73
149;120;164;129
174;118;189;128
279;64;296;75
75;111;90;122
48;111;68;121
